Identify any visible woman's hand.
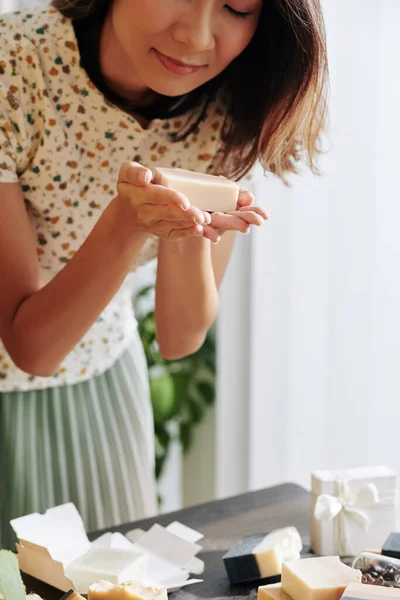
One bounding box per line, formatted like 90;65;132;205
202;187;269;242
116;162;211;242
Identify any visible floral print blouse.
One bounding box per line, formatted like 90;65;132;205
0;6;228;391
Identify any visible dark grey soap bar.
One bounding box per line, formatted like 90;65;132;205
223;533;280;585
59;591;84;600
59;592;75;600
382;532;400;559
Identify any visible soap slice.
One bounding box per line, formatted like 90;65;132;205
258;583;293;600
383;533;400;560
223;527;302;584
342;583;400;599
88;580;168;600
281;556;362;600
65;547;147;594
155;167;240;213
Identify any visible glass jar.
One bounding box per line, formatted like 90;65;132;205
352;552;400;588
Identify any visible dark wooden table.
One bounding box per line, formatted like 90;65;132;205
23;482;311;600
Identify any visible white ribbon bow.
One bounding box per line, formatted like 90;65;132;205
314;479;380;555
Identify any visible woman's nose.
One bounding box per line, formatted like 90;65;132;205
172;9;215;53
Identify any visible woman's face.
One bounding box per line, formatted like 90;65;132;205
101;0;262;100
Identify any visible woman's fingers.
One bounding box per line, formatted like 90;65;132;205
237;205;269;219
210;212;252;233
168;225;204;241
202;225;222;244
117;181;190;211
237;188;255;207
230;210;266;226
208;207;269;235
136;204;204;224
118;161;153;186
117;182;213;226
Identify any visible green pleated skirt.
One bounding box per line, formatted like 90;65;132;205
0;330;158;549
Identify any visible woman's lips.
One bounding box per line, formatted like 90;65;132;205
154;49;204;75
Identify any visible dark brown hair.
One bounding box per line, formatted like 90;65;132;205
52;0;328;182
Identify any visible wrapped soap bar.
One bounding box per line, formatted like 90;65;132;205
311;465;397;556
223;527;302;584
281;556;361;600
352;551;400;587
258;583;292;600
155;167;240;213
342;582;400;598
65;547;147;594
88;580;168;600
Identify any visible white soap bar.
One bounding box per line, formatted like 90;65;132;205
255;527;302;563
155;167;239;212
281;556;362;600
65;547;147;594
342;583;400;599
88;580;168;600
258;583;293;600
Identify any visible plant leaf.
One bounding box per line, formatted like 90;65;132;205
0;550;26;600
180;422;193;452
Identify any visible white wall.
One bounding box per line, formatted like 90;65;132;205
216;0;400;497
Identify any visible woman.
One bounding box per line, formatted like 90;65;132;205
0;0;328;548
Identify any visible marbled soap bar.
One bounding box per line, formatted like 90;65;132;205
88;580;168;600
223;527;302;584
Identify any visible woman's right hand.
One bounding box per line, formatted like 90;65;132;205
116;162;220;242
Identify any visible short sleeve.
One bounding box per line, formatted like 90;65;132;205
0;20;44;182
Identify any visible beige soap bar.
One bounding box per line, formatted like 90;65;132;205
88;580;168;600
281;556;361;600
258;583;293;600
155;167;240;212
342;583;400;599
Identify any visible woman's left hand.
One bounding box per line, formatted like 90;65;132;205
202;188;269;243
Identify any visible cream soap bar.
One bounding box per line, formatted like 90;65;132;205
65;547;147;594
281;556;362;600
155;167;240;212
223;527;302;584
88;580;168;600
258;583;293;600
342;583;400;599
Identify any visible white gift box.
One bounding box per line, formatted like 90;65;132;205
310;465;398;556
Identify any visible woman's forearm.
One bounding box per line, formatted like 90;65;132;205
155;236;219;360
7;196;148;376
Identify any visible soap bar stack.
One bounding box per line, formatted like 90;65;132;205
223;527;302;584
259;556;361;600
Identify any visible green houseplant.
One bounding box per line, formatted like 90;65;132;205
133;285;216;480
